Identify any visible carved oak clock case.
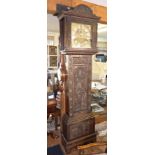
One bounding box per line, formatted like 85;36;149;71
56;4;100;153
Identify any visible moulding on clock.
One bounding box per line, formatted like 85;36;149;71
60;48;98;55
55;4;100;21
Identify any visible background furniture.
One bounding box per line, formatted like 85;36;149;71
47;45;58;69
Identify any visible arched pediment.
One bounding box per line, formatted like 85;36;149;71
55;4;100;20
65;4;99;19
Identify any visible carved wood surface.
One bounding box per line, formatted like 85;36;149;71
63;4;99;19
66;55;92;116
69;118;94;140
73;65;88;112
57;4;99;153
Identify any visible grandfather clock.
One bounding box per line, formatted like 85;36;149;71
56;4;100;153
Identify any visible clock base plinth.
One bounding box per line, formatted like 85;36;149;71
61;132;96;153
61;114;96;153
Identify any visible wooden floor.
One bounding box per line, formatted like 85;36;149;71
47;130;106;155
47;131;80;155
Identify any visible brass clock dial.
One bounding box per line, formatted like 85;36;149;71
71;23;91;48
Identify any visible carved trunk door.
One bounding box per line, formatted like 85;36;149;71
67;55;92;116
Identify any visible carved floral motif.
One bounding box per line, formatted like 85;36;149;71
70;119;94;140
73;66;88;112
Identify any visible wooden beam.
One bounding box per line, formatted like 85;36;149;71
47;0;107;23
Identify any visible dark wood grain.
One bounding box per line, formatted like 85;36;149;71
57;4;99;153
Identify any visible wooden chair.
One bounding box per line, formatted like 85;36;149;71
77;122;107;155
